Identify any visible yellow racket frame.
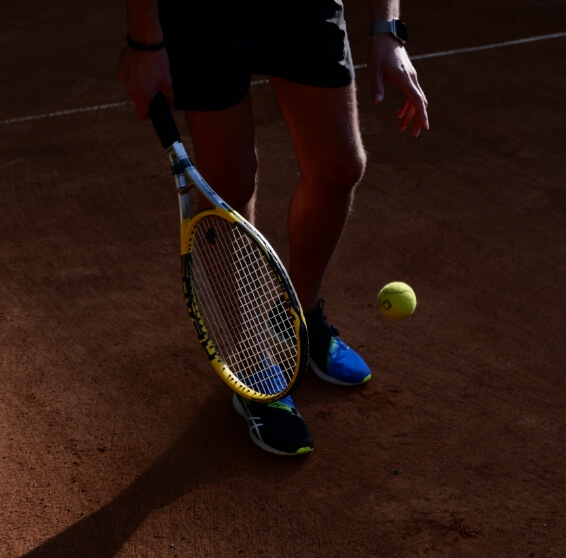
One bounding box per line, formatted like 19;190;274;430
180;207;306;402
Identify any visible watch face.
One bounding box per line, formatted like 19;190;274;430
392;20;408;44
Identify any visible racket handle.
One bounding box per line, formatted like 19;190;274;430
148;91;181;149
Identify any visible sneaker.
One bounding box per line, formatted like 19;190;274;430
237;357;287;396
233;393;314;456
306;299;372;386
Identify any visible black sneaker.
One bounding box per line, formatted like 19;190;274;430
232;393;314;456
306;299;372;386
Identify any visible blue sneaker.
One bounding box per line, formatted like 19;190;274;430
233;393;314;456
237;357;287;396
306;299;372;386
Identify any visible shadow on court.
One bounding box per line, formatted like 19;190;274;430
21;391;307;558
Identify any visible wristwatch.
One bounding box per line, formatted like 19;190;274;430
368;19;408;45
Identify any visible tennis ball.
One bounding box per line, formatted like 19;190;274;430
378;281;417;321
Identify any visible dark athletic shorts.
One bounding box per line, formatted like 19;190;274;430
158;0;355;111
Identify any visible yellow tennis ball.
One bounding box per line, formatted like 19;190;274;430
378;282;417;321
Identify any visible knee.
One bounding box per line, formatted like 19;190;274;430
341;148;367;191
304;147;367;195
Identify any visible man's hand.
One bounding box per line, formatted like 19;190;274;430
117;46;174;119
367;34;429;137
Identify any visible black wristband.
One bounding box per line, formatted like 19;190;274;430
126;36;166;51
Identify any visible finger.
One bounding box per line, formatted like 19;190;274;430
397;99;410;119
409;75;429;131
393;66;429;132
163;84;175;110
411;118;423;139
398;103;415;133
138;81;174;120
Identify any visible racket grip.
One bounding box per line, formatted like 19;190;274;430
148;91;181;149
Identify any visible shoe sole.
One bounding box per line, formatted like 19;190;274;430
308;357;372;386
232;395;313;457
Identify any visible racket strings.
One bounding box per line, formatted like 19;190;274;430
190;215;298;395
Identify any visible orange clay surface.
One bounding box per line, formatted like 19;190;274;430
1;1;565;556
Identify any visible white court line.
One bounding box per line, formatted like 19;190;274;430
0;101;132;125
1;32;565;126
408;32;566;61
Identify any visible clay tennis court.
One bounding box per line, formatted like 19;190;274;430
1;1;565;556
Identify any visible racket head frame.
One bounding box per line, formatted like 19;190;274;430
180;208;308;401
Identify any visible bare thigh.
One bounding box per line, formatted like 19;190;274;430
268;78;366;191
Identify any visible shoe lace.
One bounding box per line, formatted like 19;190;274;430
308;299;340;339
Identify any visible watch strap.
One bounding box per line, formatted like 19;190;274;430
369;21;394;35
368;19;408;45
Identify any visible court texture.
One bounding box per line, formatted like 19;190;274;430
1;1;565;556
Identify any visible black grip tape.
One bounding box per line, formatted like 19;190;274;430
148;91;180;149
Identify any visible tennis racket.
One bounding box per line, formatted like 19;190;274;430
148;91;308;402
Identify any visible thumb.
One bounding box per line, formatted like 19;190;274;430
371;75;385;105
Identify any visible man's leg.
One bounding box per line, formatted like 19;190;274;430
270;78;372;386
269;79;367;314
184;94;258;220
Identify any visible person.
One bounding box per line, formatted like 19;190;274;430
118;0;429;457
